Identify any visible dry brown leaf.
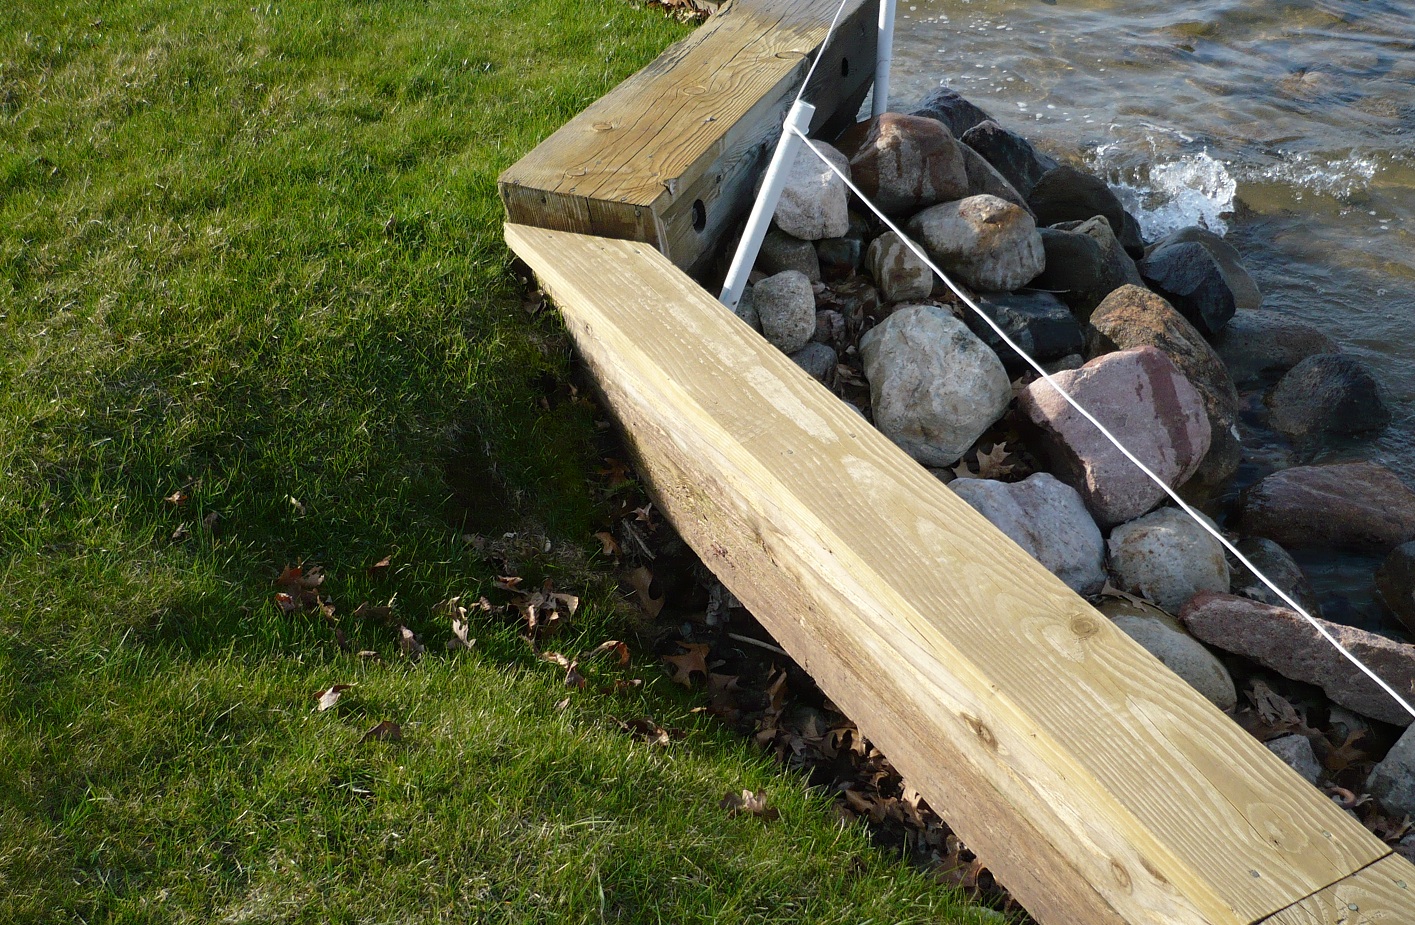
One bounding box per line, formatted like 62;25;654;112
357;649;383;663
201;511;220;531
353;600;395;623
358;720;402;744
333;627;351;653
625;566;665;619
585;639;631;667
663;643;710;687
975;442;1015;479
315;683;354;712
398;625;425;661
275;565;326;612
720;790;779;820
598;458;632;489
950;459;980;480
1324;729;1373;773
288;495;306;515
594;531;621;558
171;523;191;542
619;717;673;747
368;555;392;579
1098;581;1152;609
164;489;189;506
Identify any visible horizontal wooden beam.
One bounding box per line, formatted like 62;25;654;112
498;0;877;275
1259;855;1415;924
505;222;1415;925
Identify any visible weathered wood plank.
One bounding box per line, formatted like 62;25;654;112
505;223;1396;925
1260;855;1415;924
498;0;877;274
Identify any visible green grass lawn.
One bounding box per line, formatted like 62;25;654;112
0;1;995;921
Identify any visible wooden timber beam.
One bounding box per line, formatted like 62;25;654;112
505;222;1415;925
497;0;877;277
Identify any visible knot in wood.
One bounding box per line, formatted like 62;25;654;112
961;713;997;752
1069;613;1101;639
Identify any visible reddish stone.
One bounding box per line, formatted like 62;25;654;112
1239;461;1415;553
1181;592;1415;726
1018;346;1210;527
847;113;969;216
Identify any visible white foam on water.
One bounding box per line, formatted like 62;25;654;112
1097;147;1238;238
1242;151;1379;200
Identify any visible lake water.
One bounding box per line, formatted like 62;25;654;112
885;0;1415;627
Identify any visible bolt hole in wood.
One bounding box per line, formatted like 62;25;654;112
691;199;706;233
840;56;849;76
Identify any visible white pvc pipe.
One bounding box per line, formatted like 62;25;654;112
719;99;816;311
872;0;897;117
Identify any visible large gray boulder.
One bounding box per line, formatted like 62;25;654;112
753;270;817;354
859;304;1011;466
910;86;993;139
1017;347;1211;527
1034;216;1143;318
771;142;850;241
1026;165;1128;238
907;195;1044;292
1098;598;1236;711
950;473;1107;595
847;113;970;216
1180;591;1415;726
757;226;822;282
1239;462;1415;554
1108;507;1231;613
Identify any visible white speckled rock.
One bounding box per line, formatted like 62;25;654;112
753;270;816;354
771;142;850;241
866;231;933;303
1265;734;1322;785
859;304;1010;466
1098;599;1237;711
1369;723;1415;817
906;194;1044;292
1108;507;1230;613
950;472;1106;594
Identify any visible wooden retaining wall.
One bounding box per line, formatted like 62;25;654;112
499;3;1415;923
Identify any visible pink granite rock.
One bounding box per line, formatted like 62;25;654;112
1239;461;1415;554
847;113;969;216
1180;591;1415;726
1017;346;1210;527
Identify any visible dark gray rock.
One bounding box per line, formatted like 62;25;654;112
1138;240;1237;337
1034;216;1143;317
1148;226;1262;311
1240;462;1415;554
957;142;1030;212
1231;537;1322;618
959;120;1058;198
754;270;817;353
1211;311;1339;385
910;86;993;138
1026;165;1128;236
1268;353;1391;438
1119;209;1148;259
1369;723;1415;817
758;227;821;282
1377;542;1415;636
789;342;839;388
815;235;861;282
967;290;1084;374
1266;735;1322;785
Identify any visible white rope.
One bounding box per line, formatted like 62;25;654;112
787;127;1415;722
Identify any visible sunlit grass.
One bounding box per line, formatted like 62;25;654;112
0;1;992;921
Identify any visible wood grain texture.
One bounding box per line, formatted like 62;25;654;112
505;223;1397;925
498;0;876;273
1260;856;1415;924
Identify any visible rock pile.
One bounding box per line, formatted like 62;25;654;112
713;84;1415;837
